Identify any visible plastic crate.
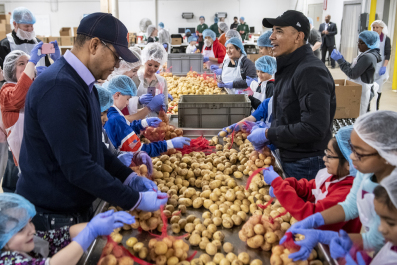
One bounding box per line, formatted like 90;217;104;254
167;53;203;75
178;95;251;128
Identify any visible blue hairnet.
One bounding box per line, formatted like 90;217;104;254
225;37;246;55
158;22;164;28
96;84;114;112
307;17;313;26
188;36;197;43
203;29;216;41
335;125;357;176
200;16;205;20
0;193;36;249
359;30;380;49
255;56;277;75
11;7;36;24
214;17;219;23
257;30;273;47
240;17;245;21
185;29;191;34
104;75;137;96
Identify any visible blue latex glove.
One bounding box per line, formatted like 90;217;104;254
74;210;135;251
156;70;160;74
118;153;134;167
171;137;191;149
345;252;366;265
330;230;353;259
146;117;162;127
214;69;222;76
203;57;209;63
49;40;61;61
139;93;154;105
246;76;258;87
146;94;165;112
331;49;343;61
218;123;238;136
269;186;275;198
280;212;325;244
247;128;269;150
210;65;219;72
287;228;338;261
29;42;46;65
263;165;279;185
137;191;169;212
168;94;174;101
162;103;167;112
36;66;47;78
379;66;386;76
128;172;158;192
252;121;268;131
218;82;233;88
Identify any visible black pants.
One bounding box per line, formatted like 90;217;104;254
198;41;204;53
321;45;335;67
376;92;382;110
2;150;19;192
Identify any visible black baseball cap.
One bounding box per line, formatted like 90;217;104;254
77;13;138;63
262;10;310;39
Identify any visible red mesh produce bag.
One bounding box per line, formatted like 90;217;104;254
228;121;256;149
129;151;153;179
142;110;183;142
281;232;301;252
176;136;216;155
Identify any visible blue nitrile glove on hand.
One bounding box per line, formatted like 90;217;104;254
217;82;233;88
269;186;275;198
247;128;269;150
49;40;61;61
139;93;154;105
218;123;238;136
29;42;46;65
36;66;47;78
146;117;162;127
74;210;135;251
331;49;343;61
171;137;191;149
203;57;209;63
128;172;157;192
156;70;160;74
379;66;386;76
280;212;325;244
263;165;279;185
168;94;174;101
137;191;168;212
210;65;219;72
286;229;338;261
214;69;222;76
252;121;268;131
146;94;165;112
345;253;366;265
118;153;134;167
246;76;258;87
330;230;353;259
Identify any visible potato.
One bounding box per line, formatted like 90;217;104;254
213;217;222;226
272;245;285;256
193;197;204;208
270;254;282;265
247;235;264;248
231;215;243;226
205;242;217;255
226;252;237;262
280;253;293;265
154;241;168;255
189;234;201;246
253;224;266;235
222;242;234;253
156;255;167;265
238;230;248;242
98;254;117;265
280;222;291;232
171;223;181;234
213;253;225;264
133;242;144;252
111;233;123;243
186;214;196;222
231;260;243;265
213;231;225;241
138;247;148;259
118;256;134;265
203;218;214;227
233;171;243;179
199;253;212;264
250;260;262;265
126;237;138;248
309;261;323;265
166;257;179;265
238;252;250;265
222;217;234;228
190;259;203;265
264;231;278;244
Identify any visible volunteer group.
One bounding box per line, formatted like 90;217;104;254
0;6;395;265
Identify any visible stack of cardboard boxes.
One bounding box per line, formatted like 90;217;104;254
129;32;136;45
0;14;12;40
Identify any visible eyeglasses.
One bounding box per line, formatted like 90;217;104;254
101;40;122;64
348;140;378;161
324;150;339;162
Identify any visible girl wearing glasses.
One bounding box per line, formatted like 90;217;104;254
263;125;361;234
279;111;397;262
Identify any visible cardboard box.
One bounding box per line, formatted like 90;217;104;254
36;35;45;42
334;79;362;119
0;15;5;21
171;38;182;45
247;54;261;63
60;36;74;46
6;14;11;24
73;27;78;36
47;37;61;43
5;24;11;34
129;36;136;44
0;31;6;40
61;47;71;55
59;27;71;36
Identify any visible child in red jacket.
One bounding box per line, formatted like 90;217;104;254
264;125;361;233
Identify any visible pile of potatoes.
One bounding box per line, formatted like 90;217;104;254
270;245;322;265
98;242;134;265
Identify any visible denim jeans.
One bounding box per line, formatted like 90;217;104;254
281;156;325;181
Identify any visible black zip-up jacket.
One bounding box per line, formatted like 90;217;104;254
268;44;336;162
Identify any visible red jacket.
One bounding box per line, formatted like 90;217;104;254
202;39;226;64
272;175;362;233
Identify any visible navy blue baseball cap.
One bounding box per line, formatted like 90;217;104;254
262;10;310;40
77;12;138;63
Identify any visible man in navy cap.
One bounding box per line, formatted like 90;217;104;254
248;10;336;181
17;13;168;230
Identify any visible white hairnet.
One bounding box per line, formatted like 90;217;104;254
380;168;397;209
0;193;36;249
354;110;397;166
225;29;242;41
107;50;142;80
219;22;228;33
141;42;168;67
129;46;141;55
147;25;156;37
3;50;29;83
371;20;388;35
11;7;36;24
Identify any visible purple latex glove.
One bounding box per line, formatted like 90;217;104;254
171;137;191;148
379;66;386;76
137;191;168;212
127;172;158;192
139;93;154;105
203;57;209;63
330;230;353;259
247;128;269;150
263;165;279;185
214;69;222;76
146;94;165;112
49;40;61;61
345;252;366;265
29;42;46;65
269;186;275;198
145;117;162;127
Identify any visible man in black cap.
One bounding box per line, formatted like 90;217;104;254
17;13;168;230
256;10;336;181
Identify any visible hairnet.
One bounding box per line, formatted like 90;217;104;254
158;22;164;29
255;56;277;75
107;54;141;81
225;29;242;41
203;29;216;41
11;7;36;24
96;84;114;112
185;29;191;34
225;37;246;55
257;30;273;47
0;193;36;249
141;42;168;67
104;75;137;96
147;25;156;37
3;50;29;83
214;17;219;23
200;16;205;20
354;110;397;166
240;17;245;21
371;20;388;35
307;17;313;26
219;22;228;33
380;168;397;209
129;46;141;55
335;125;357;176
359;30;380;49
188;36;197;43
